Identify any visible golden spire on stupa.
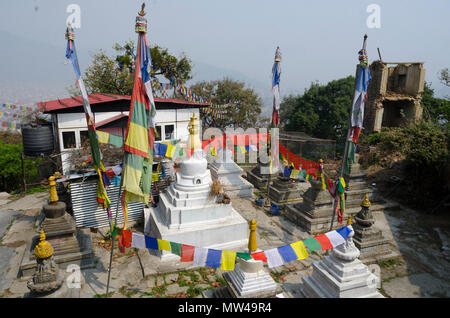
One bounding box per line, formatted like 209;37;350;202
187;113;202;152
34;229;54;259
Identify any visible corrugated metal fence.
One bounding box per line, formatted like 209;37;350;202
70;179;144;229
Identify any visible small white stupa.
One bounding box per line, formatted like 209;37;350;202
300;218;384;298
209;148;254;199
144;114;248;259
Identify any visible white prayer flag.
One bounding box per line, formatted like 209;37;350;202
325;230;346;248
265;248;284;268
131;233;145;249
193;247;208;266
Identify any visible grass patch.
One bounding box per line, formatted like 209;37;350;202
379;258;403;268
26;185;48;195
93;292;114;298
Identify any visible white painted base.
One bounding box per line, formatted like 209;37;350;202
301;253;384;298
209;161;254;199
144;207;248;261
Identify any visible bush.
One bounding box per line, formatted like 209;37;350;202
0;142;43;193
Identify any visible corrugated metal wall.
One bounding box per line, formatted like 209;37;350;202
70;179;144;229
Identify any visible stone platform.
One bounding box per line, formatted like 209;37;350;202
20;203;94;277
246;164;278;190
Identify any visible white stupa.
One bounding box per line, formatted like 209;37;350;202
144;114;248;260
209;148;254;199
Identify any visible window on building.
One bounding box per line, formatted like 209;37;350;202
80;130;89;147
155;126;162;141
164;124;175;141
62;131;76;149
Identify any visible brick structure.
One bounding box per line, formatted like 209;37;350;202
364;61;426;133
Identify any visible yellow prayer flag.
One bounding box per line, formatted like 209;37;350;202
96;130;109;144
321;175;327;190
240;146;246;153
220;250;237;271
152;172;159;182
157;239;171;251
339;177;346;189
290;241;309;260
166;144;176;158
211;147;217;156
290;169;299;179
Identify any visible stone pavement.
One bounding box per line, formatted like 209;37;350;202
0;189;449;298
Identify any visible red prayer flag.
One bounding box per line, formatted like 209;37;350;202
121;229;132;248
314;234;333;251
251;251;267;262
180;244;195;262
118;235;125;253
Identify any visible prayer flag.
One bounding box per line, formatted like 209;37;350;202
121;229;132;248
271;46;282;127
170;242;182;256
145;236;159;250
193;247;208;266
237;252;252;261
220;251;237;271
325;230;346;248
96;130;109;144
251;251;267;262
290;241;309;260
121;11;157;229
131;233;145;249
265;248;284;268
314;234;333;251
206;249;222;268
180;244;195;262
290;169;299;179
277;245;298;263
336;226;352;239
157;239;171;251
303;238;322;252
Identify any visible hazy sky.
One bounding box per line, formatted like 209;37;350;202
0;0;449;105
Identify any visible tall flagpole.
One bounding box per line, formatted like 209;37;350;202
329;34;369;232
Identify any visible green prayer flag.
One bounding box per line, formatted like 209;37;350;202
236;252;252;261
170;242;182;256
303;238;322;252
109;133;123;148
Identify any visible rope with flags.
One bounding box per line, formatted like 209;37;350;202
271;47;282;127
65;25;112;220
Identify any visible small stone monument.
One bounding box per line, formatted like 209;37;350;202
246;157;278;190
27;229;64;294
345;153;383;209
300;218;384;298
284;178;336;234
352;194;399;263
20;175;94;276
268;173;310;207
222;220;281;298
145;114;248;259
209;148;254;198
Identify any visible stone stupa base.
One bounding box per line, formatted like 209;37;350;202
144;208;248;261
300;253;383;298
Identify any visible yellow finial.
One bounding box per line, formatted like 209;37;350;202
347;216;352;225
34;229;54;259
248;219;258;252
361;193;371;208
187;113;201;152
49;176;58;205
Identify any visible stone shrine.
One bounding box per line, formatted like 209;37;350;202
20;176;94;276
27;229;64;294
145;114;248;260
268;174;310;207
345;153;383;210
246;157;278;190
209;148;254;199
284;179;341;234
300;218;384;298
352;194;399;263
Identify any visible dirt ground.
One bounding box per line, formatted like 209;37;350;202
0;187;449;298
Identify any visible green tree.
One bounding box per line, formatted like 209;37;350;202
68;41;193;96
281;76;356;143
190;78;263;129
439;68;449;87
421;82;450;129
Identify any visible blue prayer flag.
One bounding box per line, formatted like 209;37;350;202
336;226;352;239
205;249;222;268
277;244;298;263
145;236;159;249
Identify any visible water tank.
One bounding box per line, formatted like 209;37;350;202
21;124;55;156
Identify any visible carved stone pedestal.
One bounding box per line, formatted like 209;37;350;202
268;176;310;207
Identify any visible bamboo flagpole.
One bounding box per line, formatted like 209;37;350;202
329;34;371;232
